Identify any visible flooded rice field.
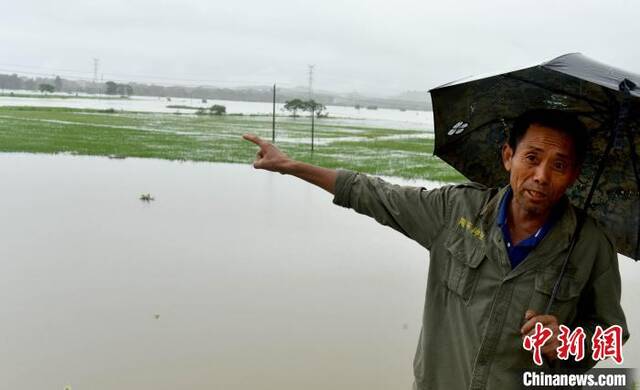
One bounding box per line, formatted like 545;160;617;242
0;92;434;131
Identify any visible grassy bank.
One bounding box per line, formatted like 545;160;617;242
0;106;464;182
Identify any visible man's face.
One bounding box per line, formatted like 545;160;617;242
502;124;580;217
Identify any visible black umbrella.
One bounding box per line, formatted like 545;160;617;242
429;53;640;311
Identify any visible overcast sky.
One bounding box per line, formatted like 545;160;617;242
2;0;639;96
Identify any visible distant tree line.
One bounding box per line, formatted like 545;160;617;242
0;73;431;111
0;73;133;96
105;81;133;96
0;73;55;92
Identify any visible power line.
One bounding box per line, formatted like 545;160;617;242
0;63;421;101
0;62;95;75
0;62;299;88
0;61;429;94
0;67;98;83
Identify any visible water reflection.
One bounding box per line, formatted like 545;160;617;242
0;153;635;389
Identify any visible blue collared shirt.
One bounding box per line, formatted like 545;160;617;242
497;187;561;269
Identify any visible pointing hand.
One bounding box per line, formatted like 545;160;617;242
242;133;292;174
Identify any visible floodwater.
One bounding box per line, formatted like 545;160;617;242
0;153;434;390
1;153;637;390
0;91;434;130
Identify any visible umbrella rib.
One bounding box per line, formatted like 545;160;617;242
502;74;609;112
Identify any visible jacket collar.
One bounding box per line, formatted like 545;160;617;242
479;185;578;278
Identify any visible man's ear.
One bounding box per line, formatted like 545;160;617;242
502;143;513;172
569;164;581;186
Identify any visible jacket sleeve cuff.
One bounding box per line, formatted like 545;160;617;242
332;169;358;208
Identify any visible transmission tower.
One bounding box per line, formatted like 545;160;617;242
307;64;314;99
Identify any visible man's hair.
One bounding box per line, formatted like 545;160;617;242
508;109;588;167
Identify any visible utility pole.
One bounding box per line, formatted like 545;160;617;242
93;58;99;94
93;58;99;83
308;65;315;152
272;84;276;143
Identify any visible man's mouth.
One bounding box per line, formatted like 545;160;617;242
525;189;547;201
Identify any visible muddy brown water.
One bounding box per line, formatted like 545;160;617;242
0;153;636;389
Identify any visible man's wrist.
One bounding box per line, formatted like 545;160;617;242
281;159;299;175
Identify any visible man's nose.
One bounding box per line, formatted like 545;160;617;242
533;163;551;185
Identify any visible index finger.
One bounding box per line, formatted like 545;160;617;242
521;317;538;335
242;133;265;146
524;309;537;321
521;315;557;335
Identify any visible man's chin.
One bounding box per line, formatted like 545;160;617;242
523;204;543;215
516;195;548;216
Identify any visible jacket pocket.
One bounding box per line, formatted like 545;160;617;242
444;234;486;304
531;269;583;319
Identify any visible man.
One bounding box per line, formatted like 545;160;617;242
242;109;629;389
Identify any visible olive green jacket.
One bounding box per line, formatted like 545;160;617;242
332;169;629;390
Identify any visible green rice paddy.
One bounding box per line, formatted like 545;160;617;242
0;106;464;182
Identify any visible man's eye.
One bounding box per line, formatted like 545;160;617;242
526;155;537;163
554;161;567;171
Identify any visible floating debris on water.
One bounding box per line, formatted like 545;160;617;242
140;193;155;202
154;314;160;320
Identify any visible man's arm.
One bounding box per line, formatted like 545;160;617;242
242;133;451;250
242;133;336;194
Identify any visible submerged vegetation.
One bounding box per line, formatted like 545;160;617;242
0;106;464;182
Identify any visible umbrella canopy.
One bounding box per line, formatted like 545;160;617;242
429;53;640;260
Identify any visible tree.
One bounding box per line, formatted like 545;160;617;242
284;99;306;117
105;81;118;95
304;100;327;118
209;104;226;115
116;84;133;96
38;83;54;93
104;81;133;96
6;74;22;90
54;76;63;92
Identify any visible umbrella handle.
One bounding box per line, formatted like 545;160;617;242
544;212;585;315
545;79;636;314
